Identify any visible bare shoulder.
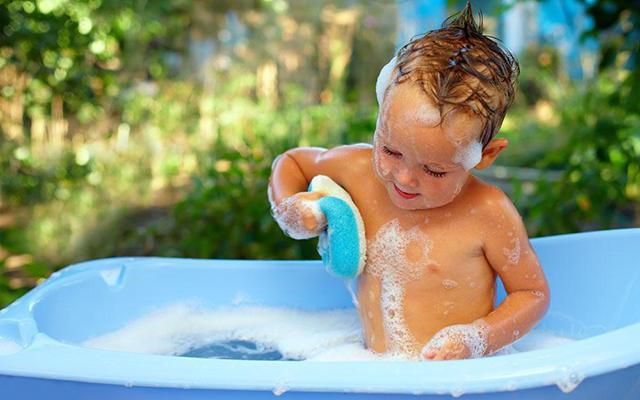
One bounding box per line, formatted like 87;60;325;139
318;143;372;165
285;143;373;188
318;143;373;184
462;177;534;261
466;177;523;223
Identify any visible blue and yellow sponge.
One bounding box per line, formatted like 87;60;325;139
308;175;366;279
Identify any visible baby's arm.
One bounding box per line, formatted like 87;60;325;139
477;193;550;355
423;190;550;360
269;145;363;238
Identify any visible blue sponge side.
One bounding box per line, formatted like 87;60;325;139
316;196;361;278
307;175;366;279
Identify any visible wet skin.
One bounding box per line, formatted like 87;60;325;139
269;82;550;360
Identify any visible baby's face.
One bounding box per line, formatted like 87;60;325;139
373;83;484;210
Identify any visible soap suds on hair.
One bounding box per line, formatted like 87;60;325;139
453;140;482;170
375;56;397;106
376;54;484;172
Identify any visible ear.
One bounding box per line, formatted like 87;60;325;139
474;138;508;170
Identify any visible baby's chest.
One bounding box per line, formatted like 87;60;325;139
363;218;488;288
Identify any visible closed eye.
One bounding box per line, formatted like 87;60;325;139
382;146;401;157
422;166;447;178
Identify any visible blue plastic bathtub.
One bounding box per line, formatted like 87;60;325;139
1;228;639;399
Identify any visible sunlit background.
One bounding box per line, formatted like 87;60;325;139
0;0;638;306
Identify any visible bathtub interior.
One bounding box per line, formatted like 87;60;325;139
29;260;355;345
2;229;640;358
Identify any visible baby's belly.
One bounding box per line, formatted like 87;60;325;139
357;268;495;357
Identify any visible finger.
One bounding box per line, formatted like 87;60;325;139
442;349;456;361
421;345;439;360
302;212;318;230
299;191;325;201
423;351;436;360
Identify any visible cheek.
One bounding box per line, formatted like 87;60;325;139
442;173;469;200
374;151;393;177
419;173;468;203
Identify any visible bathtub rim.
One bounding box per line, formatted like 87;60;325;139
0;228;639;395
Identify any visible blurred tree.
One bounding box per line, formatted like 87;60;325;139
582;0;640;111
515;0;640;234
0;0;192;138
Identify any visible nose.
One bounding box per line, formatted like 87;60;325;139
394;164;417;188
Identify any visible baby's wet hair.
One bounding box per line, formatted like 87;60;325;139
393;1;519;148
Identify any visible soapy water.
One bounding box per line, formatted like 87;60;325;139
83;304;381;361
181;339;296;361
81;303;575;362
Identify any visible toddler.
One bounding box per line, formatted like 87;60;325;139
268;3;549;360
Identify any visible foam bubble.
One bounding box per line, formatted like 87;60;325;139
345;279;359;308
416;102;443;126
509;330;574;353
380;278;414;355
231;291;249;306
453;140;482;170
367;219;434;354
453;182;464;197
372;133;391;178
375;57;397;106
556;370;585;393
502;238;521;265
442;279;459;290
82;303;575;362
83;304;362;361
367;219;432;282
272;378;290;396
82;304;417;362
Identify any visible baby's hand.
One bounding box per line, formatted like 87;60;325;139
421;322;488;361
271;192;327;239
421;334;471;360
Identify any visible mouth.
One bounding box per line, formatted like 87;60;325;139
393;183;419;200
